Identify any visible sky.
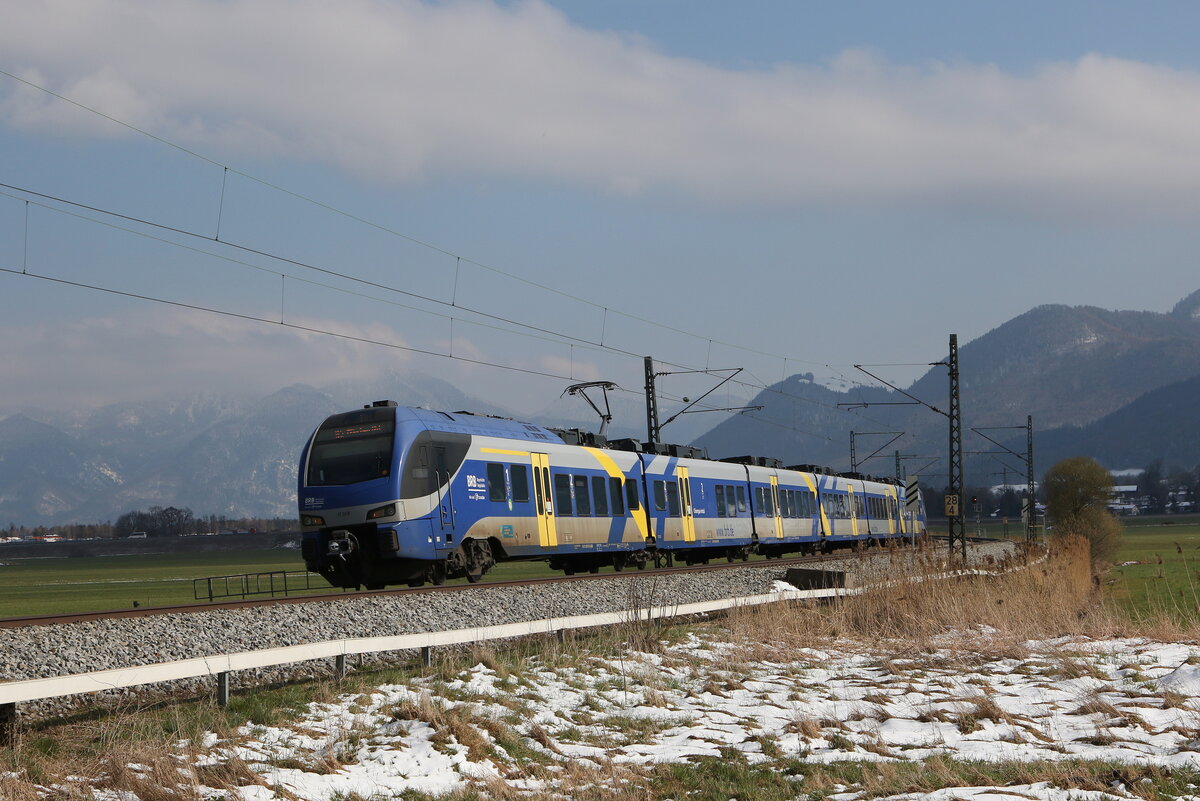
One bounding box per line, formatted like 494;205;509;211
3;0;1200;421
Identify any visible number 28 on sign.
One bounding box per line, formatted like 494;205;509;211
944;494;960;517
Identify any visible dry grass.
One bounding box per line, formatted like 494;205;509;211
386;690;502;764
0;700;257;801
724;536;1174;663
797;753;1177;801
967;694;1016;724
0;774;43;801
784;715;822;739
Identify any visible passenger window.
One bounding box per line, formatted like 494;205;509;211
592;475;608;516
626;479;640;511
665;482;681;517
715;485;726;517
610;477;625;515
554;474;573;516
573;475;592;516
727;485;737;517
511;465;529;503
736;486;747;513
754;487;764;512
654;480;667;512
487;463;506;502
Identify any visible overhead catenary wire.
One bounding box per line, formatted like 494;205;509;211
0;262;836;443
0;67;841;373
0;180;886;435
0;70;928;443
0;71;930;427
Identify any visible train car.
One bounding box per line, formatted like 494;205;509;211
298;401;927;589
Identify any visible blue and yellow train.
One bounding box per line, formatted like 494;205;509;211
298;401;927;588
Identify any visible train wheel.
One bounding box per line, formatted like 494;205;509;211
428;563;447;585
742;549;750;562
726;550;736;563
407;578;424;588
589;565;600;574
365;583;385;590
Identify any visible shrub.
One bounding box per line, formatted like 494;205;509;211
1044;457;1121;570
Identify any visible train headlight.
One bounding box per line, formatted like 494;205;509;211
301;514;325;527
367;503;396;521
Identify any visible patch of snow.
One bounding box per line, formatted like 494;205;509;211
1157;663;1200;695
40;629;1200;800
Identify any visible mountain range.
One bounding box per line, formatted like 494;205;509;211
696;288;1200;484
3;289;1199;525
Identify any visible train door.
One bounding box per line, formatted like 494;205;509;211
768;475;784;539
434;444;456;538
848;484;859;538
677;466;697;543
891;486;903;536
531;453;558;548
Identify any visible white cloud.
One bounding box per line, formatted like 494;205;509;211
0;308;415;410
4;0;1200;212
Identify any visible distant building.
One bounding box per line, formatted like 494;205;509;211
1108;484;1140;515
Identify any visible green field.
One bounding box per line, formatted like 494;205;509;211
944;513;1200;622
1105;514;1200;623
0;547;571;618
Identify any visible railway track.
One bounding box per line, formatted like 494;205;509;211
0;551;849;630
1;536;1009;630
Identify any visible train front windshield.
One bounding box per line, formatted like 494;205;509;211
306;408;396;486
